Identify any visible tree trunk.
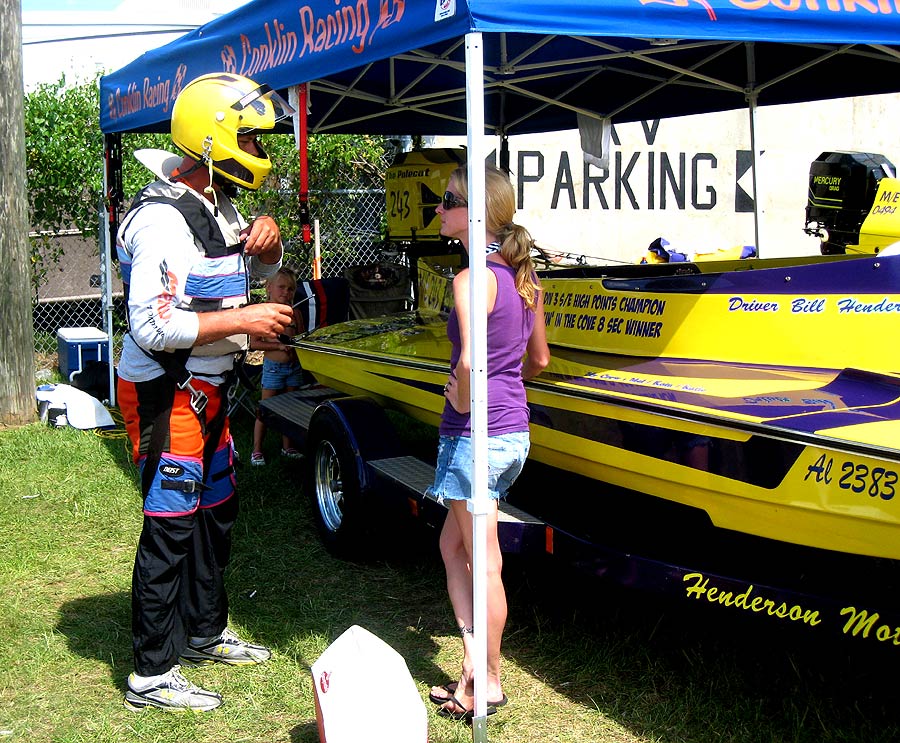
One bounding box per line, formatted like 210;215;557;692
0;1;36;427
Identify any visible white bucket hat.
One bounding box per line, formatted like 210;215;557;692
134;148;184;181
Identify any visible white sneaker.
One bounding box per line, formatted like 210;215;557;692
123;665;222;712
179;627;272;666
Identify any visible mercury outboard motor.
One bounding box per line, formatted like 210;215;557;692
804;151;895;254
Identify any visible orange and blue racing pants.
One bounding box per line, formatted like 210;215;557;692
118;374;237;675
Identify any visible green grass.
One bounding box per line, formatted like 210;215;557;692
1;415;899;742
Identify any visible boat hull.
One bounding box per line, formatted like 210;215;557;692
295;303;900;562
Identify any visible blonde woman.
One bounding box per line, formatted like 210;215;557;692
428;165;550;720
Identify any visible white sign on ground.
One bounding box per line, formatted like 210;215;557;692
311;624;427;743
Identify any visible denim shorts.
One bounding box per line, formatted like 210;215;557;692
261;359;303;390
428;431;530;503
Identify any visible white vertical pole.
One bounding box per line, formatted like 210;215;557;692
313;218;322;280
464;31;490;743
100;160;116;406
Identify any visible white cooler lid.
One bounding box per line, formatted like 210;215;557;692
57;327;108;342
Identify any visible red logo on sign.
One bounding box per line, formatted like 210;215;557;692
319;670;331;693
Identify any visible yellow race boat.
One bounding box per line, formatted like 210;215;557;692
283;165;900;650
296;251;900;564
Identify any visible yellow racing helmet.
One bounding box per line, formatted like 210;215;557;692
170;73;294;190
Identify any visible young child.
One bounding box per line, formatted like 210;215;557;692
250;267;307;465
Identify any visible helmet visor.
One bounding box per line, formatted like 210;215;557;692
232;84;295;134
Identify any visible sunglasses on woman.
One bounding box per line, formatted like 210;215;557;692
442;191;467;210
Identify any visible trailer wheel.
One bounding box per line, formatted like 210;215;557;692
305;411;368;558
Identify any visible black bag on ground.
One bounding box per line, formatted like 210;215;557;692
71;360;116;401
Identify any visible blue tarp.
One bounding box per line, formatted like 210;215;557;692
100;0;900;135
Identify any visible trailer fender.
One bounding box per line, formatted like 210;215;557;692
304;397;401;558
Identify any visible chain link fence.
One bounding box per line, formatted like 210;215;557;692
282;188;388;280
31;186;395;375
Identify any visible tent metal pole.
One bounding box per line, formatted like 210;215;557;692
465;30;490;743
745;42;761;256
290;84;312;256
102;133;122;406
299;83;311;247
98;198;115;405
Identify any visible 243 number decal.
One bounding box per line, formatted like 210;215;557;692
388;189;411;221
805;453;897;500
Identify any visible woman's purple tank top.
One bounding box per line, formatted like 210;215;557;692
440;263;535;437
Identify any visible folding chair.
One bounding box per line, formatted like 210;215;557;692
287;278;350;387
294;277;351;333
227;352;263;420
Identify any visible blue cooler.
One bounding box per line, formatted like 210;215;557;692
57;327;110;380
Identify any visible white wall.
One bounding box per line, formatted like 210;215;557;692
436;94;900;263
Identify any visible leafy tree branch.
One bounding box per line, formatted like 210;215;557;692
25;74;391;290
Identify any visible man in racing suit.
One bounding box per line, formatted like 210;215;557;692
117;73;295;712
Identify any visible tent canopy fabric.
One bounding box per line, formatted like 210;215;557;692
100;0;900;136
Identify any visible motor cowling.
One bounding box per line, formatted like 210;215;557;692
804;151;895;254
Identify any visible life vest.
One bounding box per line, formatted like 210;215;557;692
118;179;249;428
117;180;250;359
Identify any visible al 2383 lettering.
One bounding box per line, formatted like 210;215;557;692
804;453;897;500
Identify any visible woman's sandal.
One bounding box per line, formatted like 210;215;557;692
429;682;508;709
436;695;498;722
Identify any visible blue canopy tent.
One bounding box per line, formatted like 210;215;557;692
99;2;900;734
101;0;900;136
98;0;900;277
